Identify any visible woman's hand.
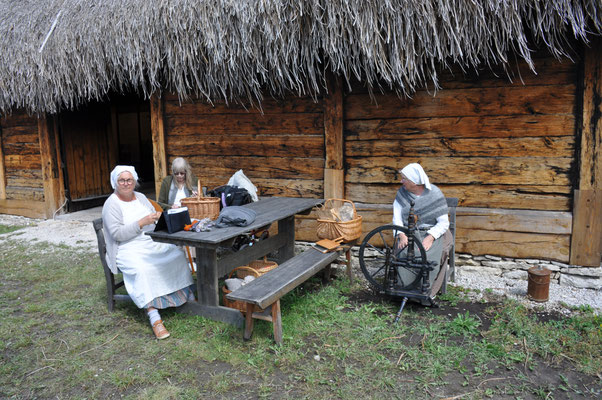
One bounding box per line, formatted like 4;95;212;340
139;211;162;229
396;232;408;249
422;234;434;251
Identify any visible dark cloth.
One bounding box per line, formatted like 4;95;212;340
215;206;256;228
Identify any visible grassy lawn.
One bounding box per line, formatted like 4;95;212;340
0;230;600;399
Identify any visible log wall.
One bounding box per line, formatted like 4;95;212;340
0;110;46;217
163;93;325;198
344;54;578;262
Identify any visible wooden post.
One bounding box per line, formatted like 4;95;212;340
323;74;345;199
38;115;64;218
0;121;5;200
150;93;167;198
570;37;602;266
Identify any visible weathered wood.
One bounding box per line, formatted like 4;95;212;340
196;246;219;306
324;74;343;169
456;207;572;235
456;228;570;262
345;85;575;119
252;178;322;198
277;216;295;263
345;136;574;157
186;156;324;180
5;168;43;187
346;157;571;186
345;115;575;141
226;249;340;309
345;183;571;210
167;135;324;157
1;142;41;156
164;94;323;114
3;154;42;169
324;168;344;199
166;113;323;136
570;190;602;266
150;93;167;198
578;36;602;191
0;125;5;199
38;116;64;217
4;186;44;201
0;199;46;218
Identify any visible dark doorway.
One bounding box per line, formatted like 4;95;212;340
58;95;153;211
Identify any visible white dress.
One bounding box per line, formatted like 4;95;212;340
115;199;193;308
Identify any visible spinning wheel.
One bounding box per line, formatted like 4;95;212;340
359;224;429;296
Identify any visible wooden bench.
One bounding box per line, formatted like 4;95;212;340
92;218;132;311
225;248;343;343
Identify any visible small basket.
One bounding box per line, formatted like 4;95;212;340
181;179;221;220
247;257;278;275
222;266;261;312
316;199;362;243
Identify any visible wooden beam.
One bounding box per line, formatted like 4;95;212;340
38;115;64;218
323;74;344;199
150;93;167;198
0;121;5;200
571;37;602;266
0;199;46;218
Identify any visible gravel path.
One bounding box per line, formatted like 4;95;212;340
1;212;599;315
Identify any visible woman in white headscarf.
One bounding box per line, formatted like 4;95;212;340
393;163;450;287
102;165;194;340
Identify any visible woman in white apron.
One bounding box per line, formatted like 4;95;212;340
102;165;194;339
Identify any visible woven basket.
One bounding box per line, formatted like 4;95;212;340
246;257;278;275
180;179;220;220
222;266;262;313
316;199;362;243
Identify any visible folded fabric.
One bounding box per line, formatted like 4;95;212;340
215;206;256;228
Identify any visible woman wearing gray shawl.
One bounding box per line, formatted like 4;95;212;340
393;163;449;286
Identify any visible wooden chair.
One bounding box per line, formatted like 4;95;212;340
92;218;131;311
438;197;458;294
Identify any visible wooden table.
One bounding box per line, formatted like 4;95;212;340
146;197;323;327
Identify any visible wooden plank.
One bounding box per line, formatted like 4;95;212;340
167;135;324;158
345;85;575;119
577;36;602;191
250;178;322;198
0;111;38;128
165;113;323;136
3;154;42;169
324;168;344;199
150;93;167;198
324;74;343;170
345;136;574;158
345;157;571;186
456;228;570;262
345;183;571;210
0;199;46;218
4;187;44;201
187;156;324;180
1;142;41;155
0;124;4;199
570;190;602;266
38;116;63;218
5;168;43;188
164;95;323;115
345;115;575;141
456;207;572;235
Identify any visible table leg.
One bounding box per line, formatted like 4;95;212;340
196;246;218;306
277;215;295;263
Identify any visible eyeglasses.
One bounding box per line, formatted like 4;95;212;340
174;172;186;176
117;178;135;185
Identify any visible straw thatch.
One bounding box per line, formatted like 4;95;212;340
1;0;601;115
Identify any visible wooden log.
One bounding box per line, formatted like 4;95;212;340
164;94;323;114
252;178;322;198
150;93;167;198
5;186;45;201
187;156;324;180
0;199;46;218
324;169;344;199
167;135;324;158
345;183;571;211
345;136;574;157
1;142;42;156
39;116;64;218
0;124;4;199
3;154;42;169
345;115;575;141
324;74;343;170
345;157;571;186
165;113;323;136
570;190;602;266
345;85;575;119
5;168;43;188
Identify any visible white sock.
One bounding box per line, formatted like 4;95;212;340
147;309;161;326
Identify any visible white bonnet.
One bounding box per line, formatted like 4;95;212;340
400;163;431;190
110;165;139;189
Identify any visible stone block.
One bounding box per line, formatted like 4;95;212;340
456;258;481;267
502;269;528;280
559;274;602;290
484;255;502;261
458;265;502;276
481;260;521;270
537;263;560;272
559;266;602;277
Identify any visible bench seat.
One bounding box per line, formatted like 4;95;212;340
226;248;342;343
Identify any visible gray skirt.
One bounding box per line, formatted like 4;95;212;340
395;230;444;289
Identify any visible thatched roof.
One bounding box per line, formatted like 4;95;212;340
1;0;601;115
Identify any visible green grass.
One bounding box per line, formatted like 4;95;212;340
0;223;27;234
0;237;600;399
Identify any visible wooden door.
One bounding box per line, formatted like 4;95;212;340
59;102;117;202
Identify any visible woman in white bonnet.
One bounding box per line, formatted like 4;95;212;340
393;163;450;288
102;165;194;339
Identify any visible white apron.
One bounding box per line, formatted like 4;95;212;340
115;199;193;308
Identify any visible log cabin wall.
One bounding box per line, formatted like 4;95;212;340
161;93;325;198
344;53;577;262
0;110;47;218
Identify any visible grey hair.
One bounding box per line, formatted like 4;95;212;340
171;157;194;190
